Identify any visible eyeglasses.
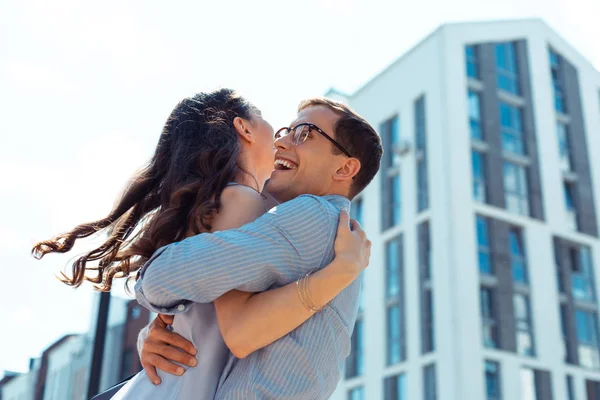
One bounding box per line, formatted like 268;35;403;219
274;123;352;157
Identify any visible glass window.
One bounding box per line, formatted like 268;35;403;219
503;162;529;216
384;374;406;400
383;116;401;168
348;386;364;400
566;375;575;400
564;182;578;230
391;174;402;226
509;229;528;284
466;45;479;79
424;364;437;400
417;159;429;212
520;368;537;400
387;304;404;365
422;289;435;354
499;102;524;155
560;304;570;362
386;239;401;298
481;287;498;348
572;246;596;302
557;122;572;171
415;96;426;151
476;216;492;275
550;49;566;113
468;90;483;140
575;309;600;369
472;150;487;203
514;294;535;356
351;198;363;226
346;319;364;379
496;42;519;95
485;361;502;400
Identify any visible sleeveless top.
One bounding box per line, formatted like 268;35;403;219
112;183;264;400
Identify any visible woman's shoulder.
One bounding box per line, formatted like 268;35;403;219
211;185;267;231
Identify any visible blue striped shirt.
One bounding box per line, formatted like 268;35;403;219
135;194;359;399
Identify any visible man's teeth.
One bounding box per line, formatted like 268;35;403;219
275;159;296;169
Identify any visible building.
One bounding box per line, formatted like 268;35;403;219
328;19;600;400
0;296;150;400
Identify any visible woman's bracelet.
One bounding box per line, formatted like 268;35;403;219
296;270;324;312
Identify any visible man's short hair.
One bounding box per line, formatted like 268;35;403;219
298;97;383;198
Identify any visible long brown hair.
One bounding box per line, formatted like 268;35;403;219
32;89;260;292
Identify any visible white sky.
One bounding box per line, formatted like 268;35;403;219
1;0;598;374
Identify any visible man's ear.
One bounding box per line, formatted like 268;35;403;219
333;158;361;182
233;116;255;144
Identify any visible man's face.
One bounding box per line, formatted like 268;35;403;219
266;105;348;202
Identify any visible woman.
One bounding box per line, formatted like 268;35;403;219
33;89;369;399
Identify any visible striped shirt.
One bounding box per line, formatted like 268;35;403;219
135;194;360;399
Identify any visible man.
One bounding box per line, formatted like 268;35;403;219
136;98;382;398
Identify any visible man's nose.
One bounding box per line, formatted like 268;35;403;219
274;134;291;150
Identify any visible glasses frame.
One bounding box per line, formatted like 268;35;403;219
274;123;352;157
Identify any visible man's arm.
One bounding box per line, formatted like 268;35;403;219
135;195;332;314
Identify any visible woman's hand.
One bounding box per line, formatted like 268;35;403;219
332;210;371;279
139;314;198;385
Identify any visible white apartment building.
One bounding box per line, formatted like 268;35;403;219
328;19;600;400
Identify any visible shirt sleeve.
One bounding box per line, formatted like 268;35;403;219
134;195;332;314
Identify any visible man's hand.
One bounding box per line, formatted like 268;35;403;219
139;314;198;385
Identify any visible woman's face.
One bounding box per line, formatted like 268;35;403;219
249;113;276;186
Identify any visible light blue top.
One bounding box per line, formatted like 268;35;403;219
134;194;359;399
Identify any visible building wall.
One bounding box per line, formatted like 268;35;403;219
1;372;37;400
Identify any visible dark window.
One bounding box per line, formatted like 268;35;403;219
586;379;600;400
472;150;487;203
423;364;437;400
384;374;407;400
347;386;364;400
468;90;483;140
485;360;502;400
499;102;524;155
496;42;519;95
566;375;575;400
386;236;404;365
417;160;428;212
575;310;600;369
557;122;572;171
564;182;578;230
422;289;435;354
481;287;499;349
572;247;596;303
415;96;428;212
476;216;492;275
509;228;528;284
387;304;404;365
466;45;479;79
550;49;567;113
386;239;402;299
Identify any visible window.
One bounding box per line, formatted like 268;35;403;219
423;364;437;400
485;361;502;400
564;182;578;230
587;379;600;400
417;160;428;212
347;386;364;400
509;229;528;284
387;304;404;365
346;319;364;379
520;368;537;400
386;239;401;298
560;304;570;362
420;222;432;281
481;287;499;348
550;49;566;113
468;90;483;140
499;102;524;155
351;197;363;226
566;375;575;400
384;374;406;400
422;289;435;354
391;174;402;226
572;246;596;303
383;116;401;168
466;45;479;79
514;294;535;356
476;216;492;275
415;96;428;212
503;162;529;216
472;150;487;203
557;122;572;171
576;310;600;369
496;42;519;95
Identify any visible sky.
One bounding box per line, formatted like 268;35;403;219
1;0;599;374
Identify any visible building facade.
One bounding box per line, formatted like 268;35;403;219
329;19;600;400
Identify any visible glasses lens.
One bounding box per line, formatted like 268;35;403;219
274;127;289;140
293;124;310;145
